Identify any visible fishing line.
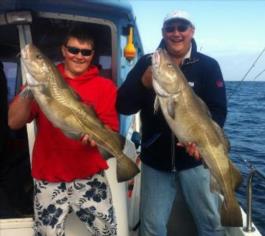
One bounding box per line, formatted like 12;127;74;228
226;49;265;172
226;47;265;183
227;47;265;100
252;68;265;81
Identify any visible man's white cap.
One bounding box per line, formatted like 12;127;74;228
163;10;194;27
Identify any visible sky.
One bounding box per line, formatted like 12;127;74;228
128;0;265;81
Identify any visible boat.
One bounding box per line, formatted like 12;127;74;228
0;0;262;235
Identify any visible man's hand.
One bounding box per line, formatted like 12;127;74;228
177;142;201;160
81;134;97;147
141;66;153;88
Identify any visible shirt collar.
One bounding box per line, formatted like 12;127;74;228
182;44;192;64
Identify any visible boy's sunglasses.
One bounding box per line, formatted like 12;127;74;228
164;24;190;33
65;46;94;56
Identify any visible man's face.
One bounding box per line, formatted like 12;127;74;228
162;19;194;58
61;37;94;78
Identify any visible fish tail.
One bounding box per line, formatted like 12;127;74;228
220;197;243;227
116;152;140;182
98;129;140;182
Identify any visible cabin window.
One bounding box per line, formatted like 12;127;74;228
98;55;112;78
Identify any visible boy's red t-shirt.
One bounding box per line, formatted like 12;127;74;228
29;64;119;182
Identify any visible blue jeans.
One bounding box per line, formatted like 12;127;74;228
140;163;225;236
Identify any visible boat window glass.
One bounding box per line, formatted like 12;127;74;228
3;62;18;102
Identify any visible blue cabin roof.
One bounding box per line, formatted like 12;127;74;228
0;0;135;23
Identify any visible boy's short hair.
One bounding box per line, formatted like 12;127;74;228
64;24;95;49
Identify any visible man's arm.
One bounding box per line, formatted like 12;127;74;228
116;54;152;115
201;59;227;127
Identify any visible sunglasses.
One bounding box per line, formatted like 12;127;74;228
65;46;94;56
164;24;190;33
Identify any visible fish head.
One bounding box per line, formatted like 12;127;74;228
21;43;50;85
152;48;183;96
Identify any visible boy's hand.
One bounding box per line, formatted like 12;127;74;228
81;134;97;147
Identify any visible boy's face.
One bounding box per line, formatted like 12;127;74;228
62;37;94;78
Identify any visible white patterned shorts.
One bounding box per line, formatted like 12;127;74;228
33;172;117;236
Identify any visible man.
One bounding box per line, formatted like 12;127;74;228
8;26;118;236
116;10;227;236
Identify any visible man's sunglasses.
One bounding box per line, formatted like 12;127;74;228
65;46;94;56
164;24;190;33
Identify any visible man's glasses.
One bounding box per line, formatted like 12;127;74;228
65;46;94;56
164;24;190;33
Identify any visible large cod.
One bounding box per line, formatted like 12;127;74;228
20;43;139;182
152;48;243;226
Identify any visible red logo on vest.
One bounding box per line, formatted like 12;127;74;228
216;80;224;88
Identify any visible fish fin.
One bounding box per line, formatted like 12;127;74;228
167;96;176;119
80;103;101;121
68;87;82;100
98;131;140;182
154;96;160;113
221;197;243;226
116;152;140;182
229;160;243;190
19;85;33;98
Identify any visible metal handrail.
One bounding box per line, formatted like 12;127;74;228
243;163;265;233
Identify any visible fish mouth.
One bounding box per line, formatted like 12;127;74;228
152;49;161;67
20;44;40;86
152;49;171;97
151;49;162;82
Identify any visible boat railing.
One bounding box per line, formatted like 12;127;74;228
242;159;265;233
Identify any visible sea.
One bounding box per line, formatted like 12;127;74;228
225;81;265;235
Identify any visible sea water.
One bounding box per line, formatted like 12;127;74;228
225;81;265;235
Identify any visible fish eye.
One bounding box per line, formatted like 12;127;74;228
36;54;42;60
167;63;173;68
